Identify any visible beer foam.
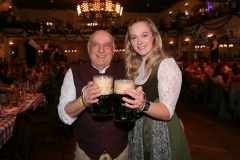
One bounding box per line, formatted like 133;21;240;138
93;76;113;95
99;84;113;95
114;80;135;94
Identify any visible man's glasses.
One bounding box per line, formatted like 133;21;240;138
90;42;112;50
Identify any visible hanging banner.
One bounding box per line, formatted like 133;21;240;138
196;25;208;44
226;27;239;43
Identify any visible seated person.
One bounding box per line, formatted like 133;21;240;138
230;63;240;83
211;63;230;90
191;60;202;75
182;62;204;101
0;65;13;85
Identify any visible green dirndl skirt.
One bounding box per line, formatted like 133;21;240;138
167;113;191;160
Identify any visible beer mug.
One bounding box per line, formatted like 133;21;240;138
113;79;137;122
91;75;114;117
1;93;9;108
9;93;18;107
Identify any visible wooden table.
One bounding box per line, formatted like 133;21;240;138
0;86;14;92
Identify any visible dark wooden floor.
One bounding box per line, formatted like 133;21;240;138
36;101;240;160
9;101;240;160
176;101;240;160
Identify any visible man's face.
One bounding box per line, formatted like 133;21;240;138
88;31;115;70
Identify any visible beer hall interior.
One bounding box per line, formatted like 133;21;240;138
0;0;240;159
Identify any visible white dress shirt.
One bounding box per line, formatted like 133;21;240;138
29;39;41;50
58;64;110;125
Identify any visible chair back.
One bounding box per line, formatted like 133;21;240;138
11;110;33;159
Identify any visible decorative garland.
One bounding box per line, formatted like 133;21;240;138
183;24;201;36
0;13;239;41
202;14;234;30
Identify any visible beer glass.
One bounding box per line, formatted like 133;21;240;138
9;92;18;107
91;75;114;117
113;79;137;122
1;93;8;108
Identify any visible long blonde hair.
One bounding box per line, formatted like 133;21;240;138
124;17;165;80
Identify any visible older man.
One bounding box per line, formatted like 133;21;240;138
58;30;128;160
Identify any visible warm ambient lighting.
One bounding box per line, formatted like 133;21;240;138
65;49;77;53
114;48;125;52
185;38;190;46
207;34;213;38
195;45;205;48
46;22;52;26
87;22;98;26
219;44;234;48
77;0;123;22
169;41;174;48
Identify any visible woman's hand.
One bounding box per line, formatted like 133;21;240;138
123;86;146;110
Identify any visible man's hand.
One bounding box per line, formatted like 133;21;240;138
83;81;101;105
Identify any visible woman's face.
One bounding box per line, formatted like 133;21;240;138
128;21;154;58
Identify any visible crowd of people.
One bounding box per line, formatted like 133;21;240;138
179;58;240;120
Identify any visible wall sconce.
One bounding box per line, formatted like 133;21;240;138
114;48;125;52
199;8;208;15
9;41;14;49
87;23;98;27
65;49;77;53
184;38;190;46
46;22;52;26
169;41;174;48
219;44;234;48
207;34;213;39
207;34;214;41
195;45;206;49
169;11;173;16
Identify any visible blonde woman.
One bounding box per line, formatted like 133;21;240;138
123;17;191;160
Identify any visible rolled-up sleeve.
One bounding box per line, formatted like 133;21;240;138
58;69;77;125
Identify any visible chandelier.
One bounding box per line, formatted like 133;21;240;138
77;0;123;22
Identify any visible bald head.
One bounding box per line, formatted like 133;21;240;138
88;30;115;46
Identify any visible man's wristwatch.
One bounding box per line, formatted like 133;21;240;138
143;101;151;111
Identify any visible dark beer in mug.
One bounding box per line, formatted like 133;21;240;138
113;79;137;122
91;75;113;117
